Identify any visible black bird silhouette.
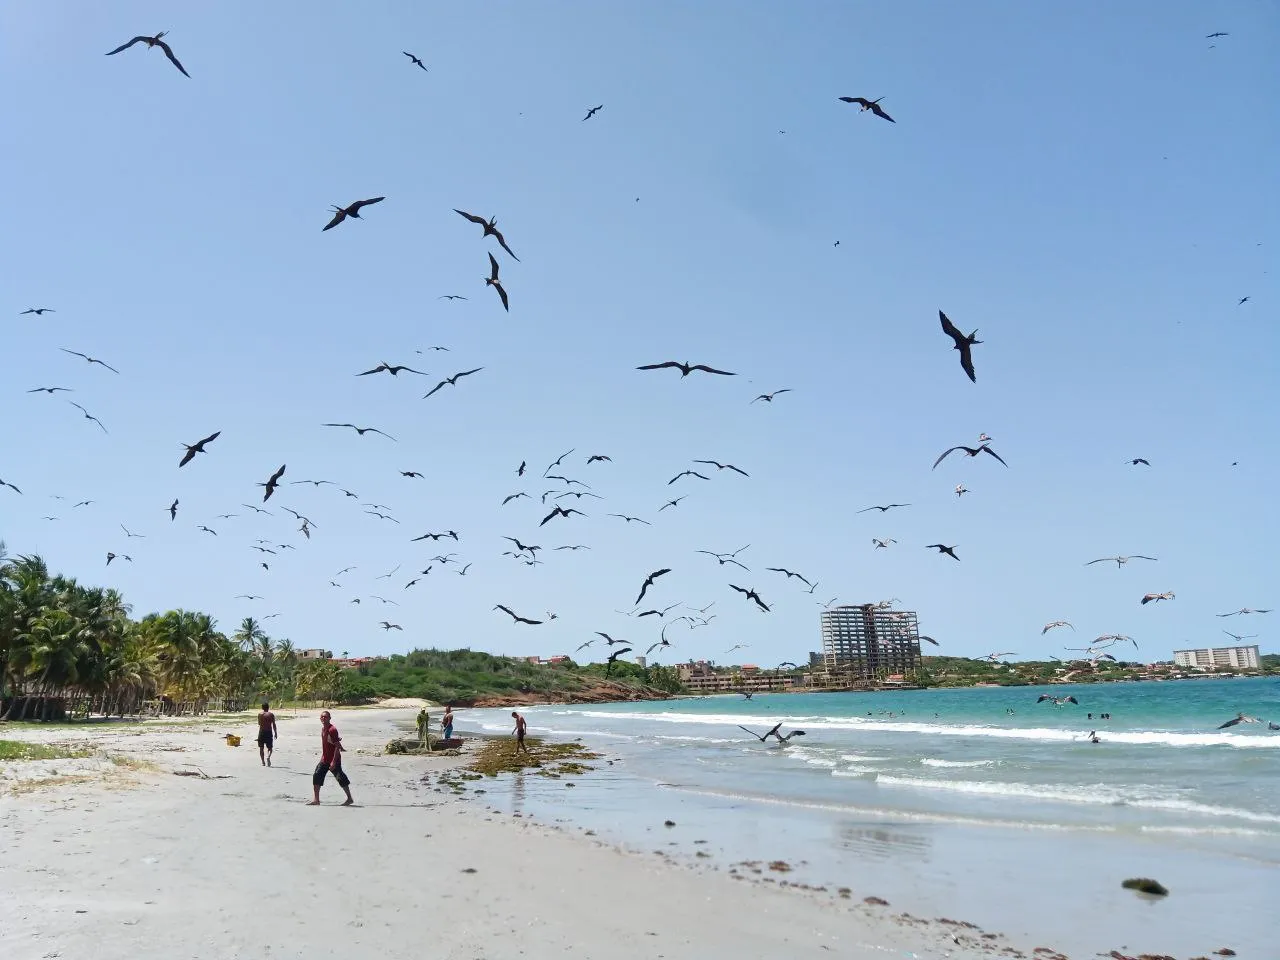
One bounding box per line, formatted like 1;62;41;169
635;568;672;605
72;500;93;508
1207;32;1229;38
197;525;217;536
20;307;54;315
857;503;910;513
322;197;384;231
517;460;528;476
738;722;785;742
659;497;685;511
693;459;748;477
927;544;960;561
540;505;586;527
438;295;467;301
543;449;575;476
932;444;1008;469
766;567;812;587
0;478;23;494
838;96;894;122
357;362;428;377
502;492;529;506
596;632;628;646
424;367;483;399
608;514;651;525
1217;608;1272;617
483;252;510;311
637;603;682;620
168;498;178;520
241;503;272;515
402;51;427;71
401;471;425;479
636;360;736;377
1087;555;1157;568
454;209;519;260
586;454;612;464
258;465;286;502
938;310;981;382
120;524;145;538
1218;712;1263;730
605;647;633;677
504;537;541;555
68;401;107;434
556;490;602;500
410;531;458;542
582;104;603;121
322;423;397;440
494;604;542;625
178;430;220;467
668;470;710;485
729;584;771;612
380;621;404;631
751;389;791;403
105;31;189;77
1126;458;1151;466
60;348;119;374
27;386;73;394
696;547;750;571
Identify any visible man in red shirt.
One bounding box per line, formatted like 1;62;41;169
309;710;353;806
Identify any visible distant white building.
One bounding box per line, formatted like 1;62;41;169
1173;645;1260;670
296;648;333;661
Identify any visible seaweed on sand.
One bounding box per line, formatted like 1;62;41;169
1121;877;1169;896
468;737;600;777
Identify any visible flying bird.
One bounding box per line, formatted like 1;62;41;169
659;497;685;512
402;51;427;71
596;632;628;646
696;545;750;570
1221;630;1257;642
1217;608;1272;617
933;443;1007;470
668;470;710;485
493;604;542;626
751;389;791;403
1206;32;1228;38
637;603;683;619
586;454;612;464
1036;695;1079;706
322;197;384;231
60;348;119;374
168;498;179;520
1086;555;1157;568
543;449;575;476
20;307;54;315
693;459;749;477
605;647;633;677
1042;621;1074;634
1126;458;1151;466
438;295;467;301
27;386;73;394
857;503;909;513
635;568;672;606
938;310;981;383
379;621;403;631
483;252;510;311
68;401;107;433
502;492;530;506
838;96;894;122
582;104;603;121
1140;592;1175;605
357;362;428;377
322;423;396;440
197;525;217;536
926;544;960;561
729;584;770;612
955;484;969;497
120;524;145;538
1217;713;1263;730
636;360;736;377
105;31;189;77
410;531;458;542
872;538;896;549
178;430;221;467
541;505;586;526
453;209;520;261
258;464;286;502
608;514;651;525
766;567;812;587
982;652;1016;662
424;368;483;399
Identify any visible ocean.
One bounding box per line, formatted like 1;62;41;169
461;677;1277;957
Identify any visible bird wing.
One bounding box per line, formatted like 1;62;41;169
939;311;965;344
269;465;286;483
494;604;516;618
423;379;449;398
349;197;385;214
838;97;871;107
322;209;346;231
981;446;1007;466
493;280;510;312
492;229;520;262
636;361;682;371
178;447;197;467
105;36;149;55
1131;556;1158;561
454;209;487;226
1217;717;1242;729
60;348;89;362
197;430;220;447
870;102;895;122
932;447;962;469
957;341;976;382
920;636;939;646
487;251;501;281
689;365;736;375
156;39;190;77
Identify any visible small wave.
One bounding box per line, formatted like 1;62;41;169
840;754;879;762
921;758;995;768
876;776;1280;824
832;767;885;778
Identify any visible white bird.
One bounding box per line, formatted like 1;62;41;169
1041;620;1074;635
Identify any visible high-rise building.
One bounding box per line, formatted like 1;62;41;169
819;604;920;678
1172;645;1260;670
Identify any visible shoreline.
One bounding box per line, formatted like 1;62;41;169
1;706;1014;960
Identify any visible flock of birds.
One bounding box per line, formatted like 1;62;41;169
5;23;1269;695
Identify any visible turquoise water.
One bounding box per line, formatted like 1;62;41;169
462;678;1278;955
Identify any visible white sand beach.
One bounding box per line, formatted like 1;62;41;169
1;707;1025;960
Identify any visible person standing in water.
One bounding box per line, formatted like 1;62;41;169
309;710;353;806
511;711;528;754
441;704;454;742
257;701;278;767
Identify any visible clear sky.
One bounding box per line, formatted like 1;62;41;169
3;2;1277;666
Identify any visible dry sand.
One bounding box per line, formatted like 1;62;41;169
1;708;1010;960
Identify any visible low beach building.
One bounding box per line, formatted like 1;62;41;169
818;604;920;680
1172;645;1260;670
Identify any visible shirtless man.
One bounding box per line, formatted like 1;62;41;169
511;711;528;754
257;701;278;766
310;710;354;806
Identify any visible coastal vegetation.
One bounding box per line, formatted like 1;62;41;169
0;739;91;762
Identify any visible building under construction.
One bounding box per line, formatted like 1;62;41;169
819;604;920;679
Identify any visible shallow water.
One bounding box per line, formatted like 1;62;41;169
462;677;1278;956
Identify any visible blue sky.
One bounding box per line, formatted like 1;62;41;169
2;1;1276;665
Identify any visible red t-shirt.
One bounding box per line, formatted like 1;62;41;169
321;724;341;764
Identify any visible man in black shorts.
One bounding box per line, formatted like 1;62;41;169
511;711;528;754
257;701;278;767
309;710;353;806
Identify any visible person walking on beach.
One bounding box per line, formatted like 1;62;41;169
441;704;454;742
310;710;353;806
257;701;278;767
511;711;528;754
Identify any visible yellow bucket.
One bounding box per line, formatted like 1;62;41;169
226;735;242;747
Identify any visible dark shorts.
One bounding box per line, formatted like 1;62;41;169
257;732;273;748
313;761;350;788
